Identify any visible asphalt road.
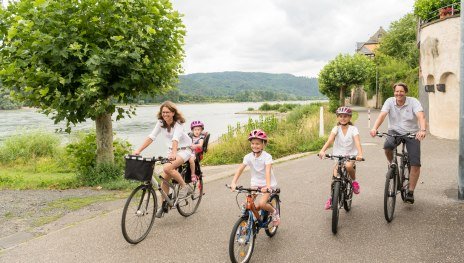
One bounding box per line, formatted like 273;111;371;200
1;108;463;263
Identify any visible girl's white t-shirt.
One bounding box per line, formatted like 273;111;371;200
148;120;192;148
242;151;277;188
331;125;359;156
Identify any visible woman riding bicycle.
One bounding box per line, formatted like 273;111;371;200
319;106;364;210
133;101;194;217
230;129;280;226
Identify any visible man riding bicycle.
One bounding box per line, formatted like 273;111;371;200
369;83;427;204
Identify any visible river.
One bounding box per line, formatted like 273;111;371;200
0;101;320;156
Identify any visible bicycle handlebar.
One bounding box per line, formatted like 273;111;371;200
125;155;171;164
376;132;416;139
225;184;280;194
317;154;365;161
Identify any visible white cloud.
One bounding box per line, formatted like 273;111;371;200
172;0;415;77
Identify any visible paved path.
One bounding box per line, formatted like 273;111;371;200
1;107;463;262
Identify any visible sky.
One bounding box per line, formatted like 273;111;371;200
1;0;415;78
171;0;415;77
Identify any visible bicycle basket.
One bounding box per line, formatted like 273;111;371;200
124;155;156;181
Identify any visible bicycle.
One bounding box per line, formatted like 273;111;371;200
121;155;203;244
226;184;281;263
319;154;364;234
376;132;414;223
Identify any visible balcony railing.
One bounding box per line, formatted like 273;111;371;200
419;3;460;27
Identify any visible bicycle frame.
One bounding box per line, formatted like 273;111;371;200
151;161;190;208
243;194;272;230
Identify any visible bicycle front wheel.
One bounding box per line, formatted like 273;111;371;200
265;195;280;237
331;181;341;234
229;217;255;263
177;176;203;217
400;162;410;201
384;169;397;222
121;184;157;244
343;181;353;212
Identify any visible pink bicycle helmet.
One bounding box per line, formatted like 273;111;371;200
336;106;352;116
248;129;268;142
190;120;204;130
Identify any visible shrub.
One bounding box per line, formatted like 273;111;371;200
0;130;61;164
77;162;122;186
66;130;131;186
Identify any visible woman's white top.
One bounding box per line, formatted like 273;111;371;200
331;125;359;156
242;151;277;188
148;120;192;148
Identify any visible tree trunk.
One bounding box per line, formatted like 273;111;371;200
339;87;346;106
95;113;114;164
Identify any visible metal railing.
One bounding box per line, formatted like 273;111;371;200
420;3;461;27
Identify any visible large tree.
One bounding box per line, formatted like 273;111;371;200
318;53;375;110
0;0;185;164
373;13;419;100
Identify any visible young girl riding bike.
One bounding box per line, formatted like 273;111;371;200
230;129;280;226
318;106;364;210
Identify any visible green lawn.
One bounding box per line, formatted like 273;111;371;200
0;166;79;189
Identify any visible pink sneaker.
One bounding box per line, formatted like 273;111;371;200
353;181;360;194
272;208;280;226
324;197;332;210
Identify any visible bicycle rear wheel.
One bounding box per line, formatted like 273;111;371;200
229;217;255;263
121;184;157;244
384;168;397;222
265;195;280;237
400;162;410;201
343;180;353;212
177;176;203;217
331;181;341;234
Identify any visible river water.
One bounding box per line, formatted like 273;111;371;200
0;101;320;156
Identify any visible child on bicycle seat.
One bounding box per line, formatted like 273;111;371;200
230;129;280;226
189;120;205;183
318;106;364;210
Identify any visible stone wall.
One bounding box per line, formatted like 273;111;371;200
419;15;460;140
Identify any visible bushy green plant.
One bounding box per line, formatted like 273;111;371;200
0;130;61;164
76;162;122;186
203;103;336;165
66;130;131;170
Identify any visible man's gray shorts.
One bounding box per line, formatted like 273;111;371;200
383;130;421;167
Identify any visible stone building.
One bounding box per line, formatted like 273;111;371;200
418;13;460;140
352;27;387;107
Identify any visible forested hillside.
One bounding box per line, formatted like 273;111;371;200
144;71;321;103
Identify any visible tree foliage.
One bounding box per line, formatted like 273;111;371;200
318;53;375;111
414;0;460;21
374;13;419;101
0;0;185;129
0;0;185;164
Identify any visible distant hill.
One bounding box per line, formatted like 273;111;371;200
139;71;322;103
177;71;320;99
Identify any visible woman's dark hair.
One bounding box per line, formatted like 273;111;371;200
157;101;185;130
393;82;408;93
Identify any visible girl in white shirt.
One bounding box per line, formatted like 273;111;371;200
230;129;280;226
318;106;364;210
134;101;193;217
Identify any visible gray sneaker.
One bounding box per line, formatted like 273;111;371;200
178;184;194;199
156;201;168;218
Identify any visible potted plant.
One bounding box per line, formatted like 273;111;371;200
439;6;454;18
